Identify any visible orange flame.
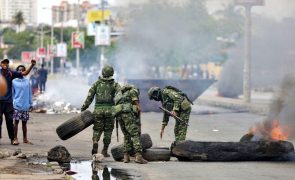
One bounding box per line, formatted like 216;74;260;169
248;120;289;141
270;120;289;141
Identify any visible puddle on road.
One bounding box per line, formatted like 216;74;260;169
67;161;141;180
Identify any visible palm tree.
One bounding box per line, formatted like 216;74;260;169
13;11;25;33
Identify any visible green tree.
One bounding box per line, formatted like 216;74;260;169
4;29;38;59
13;11;25;33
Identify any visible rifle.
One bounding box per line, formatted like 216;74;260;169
159;106;189;126
116;118;119;142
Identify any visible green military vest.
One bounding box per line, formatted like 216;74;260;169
95;78;118;105
162;86;191;111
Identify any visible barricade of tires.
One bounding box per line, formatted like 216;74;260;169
111;134;171;162
55;111;171;162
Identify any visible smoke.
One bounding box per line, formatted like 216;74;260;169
217;47;243;97
46;76;90;108
218;15;295;96
249;75;295;141
114;0;221;78
268;75;295;139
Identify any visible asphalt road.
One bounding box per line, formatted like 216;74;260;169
0;106;294;180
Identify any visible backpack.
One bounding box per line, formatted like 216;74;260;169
95;79;117;103
165;86;193;105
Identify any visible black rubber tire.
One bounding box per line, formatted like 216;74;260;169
140;133;153;150
111;144;124;161
142;147;171;161
240;133;254;142
111;133;153;161
56;110;94;140
80;110;95;127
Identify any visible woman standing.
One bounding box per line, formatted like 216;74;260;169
12;65;33;145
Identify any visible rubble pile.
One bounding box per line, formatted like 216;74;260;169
32;94;80;114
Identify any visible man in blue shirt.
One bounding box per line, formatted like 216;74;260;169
0;59;36;145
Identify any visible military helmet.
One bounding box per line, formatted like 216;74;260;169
102;65;114;78
148;87;161;100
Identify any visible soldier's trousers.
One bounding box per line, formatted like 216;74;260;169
92;106;114;146
174;107;191;141
118;112;142;154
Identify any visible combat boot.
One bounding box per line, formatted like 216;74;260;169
92;143;98;155
123;153;130;163
135;153;148;164
101;145;110;157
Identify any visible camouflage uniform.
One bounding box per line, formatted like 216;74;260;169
114;86;142;153
113;85;147;164
148;86;192;141
81;65;120;156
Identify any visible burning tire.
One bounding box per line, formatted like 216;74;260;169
111;133;153;161
171;140;294;161
240;133;254;142
56;110;94;140
143;147;171;161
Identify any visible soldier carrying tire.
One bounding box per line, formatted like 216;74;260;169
81;65;120;157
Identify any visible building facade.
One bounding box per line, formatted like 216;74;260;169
0;0;37;25
52;0;95;27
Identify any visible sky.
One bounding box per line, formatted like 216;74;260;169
37;0;295;24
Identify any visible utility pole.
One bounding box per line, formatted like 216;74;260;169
235;0;265;103
100;0;105;70
95;0;110;70
39;24;50;66
60;6;65;75
50;8;54;75
243;5;251;103
76;0;80;75
42;7;55;75
41;23;44;65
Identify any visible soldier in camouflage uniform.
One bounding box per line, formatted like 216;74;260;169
148;86;192;141
113;85;148;164
81;65;120;157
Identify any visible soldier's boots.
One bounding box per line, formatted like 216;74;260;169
92;143;98;155
101;145;110;157
123;153;130;163
135;153;148;164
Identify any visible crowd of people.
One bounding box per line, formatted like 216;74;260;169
29;64;48;96
0;59;48;145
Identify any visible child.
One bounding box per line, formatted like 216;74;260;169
12;65;33;145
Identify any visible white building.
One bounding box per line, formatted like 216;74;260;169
0;0;37;26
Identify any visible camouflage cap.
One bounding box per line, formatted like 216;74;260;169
102;65;114;78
